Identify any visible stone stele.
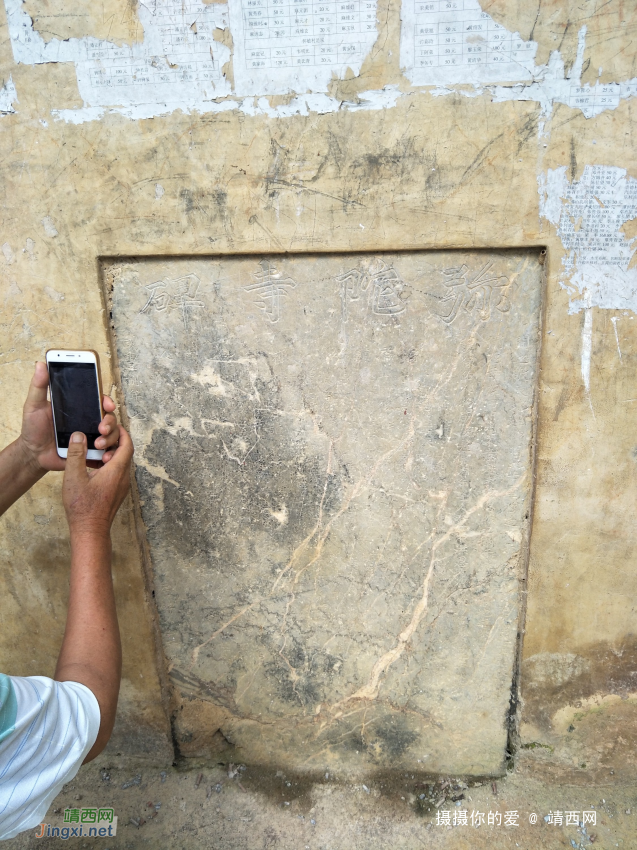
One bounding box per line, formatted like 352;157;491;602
106;250;543;777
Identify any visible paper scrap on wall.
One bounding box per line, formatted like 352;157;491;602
400;0;537;86
230;0;379;95
539;165;637;313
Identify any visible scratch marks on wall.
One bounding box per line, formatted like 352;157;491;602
0;75;18;113
538;165;637;314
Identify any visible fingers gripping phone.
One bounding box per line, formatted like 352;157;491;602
46;350;105;460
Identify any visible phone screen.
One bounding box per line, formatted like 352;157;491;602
49;362;102;450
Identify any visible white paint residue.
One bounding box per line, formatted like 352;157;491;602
2;242;15;264
155;183;165;200
0;75;18;113
611;316;622;361
401;0;537;87
52;86;404;123
581;307;592;392
229;0;379;96
41;216;58;237
537;167;569;226
44;285;65;301
539;165;637;313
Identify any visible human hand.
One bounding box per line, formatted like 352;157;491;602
19;361;121;473
63;428;134;540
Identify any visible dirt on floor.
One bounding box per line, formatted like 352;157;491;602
6;751;636;849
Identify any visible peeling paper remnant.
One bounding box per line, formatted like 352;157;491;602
0;75;18;113
5;0;232;110
399;2;637;125
4;0;380;121
5;0;637;124
490;26;637;124
539;165;637;313
400;0;537;87
229;0;379;97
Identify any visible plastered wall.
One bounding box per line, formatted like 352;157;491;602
1;0;637;781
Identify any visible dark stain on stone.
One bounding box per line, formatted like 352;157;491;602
179;187;231;234
368;717;420;761
570;135;577;182
522;636;637;731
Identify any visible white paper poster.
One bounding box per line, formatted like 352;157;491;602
401;0;537;86
229;0;379;95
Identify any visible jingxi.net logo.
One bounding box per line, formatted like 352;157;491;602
35;807;117;839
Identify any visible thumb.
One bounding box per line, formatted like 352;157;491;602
64;432;89;485
24;361;49;408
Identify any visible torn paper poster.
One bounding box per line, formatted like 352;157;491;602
401;10;637;124
229;0;379;96
4;0;379;112
400;0;537;86
4;0;232;109
0;76;18;113
539;165;637;313
491;26;637;121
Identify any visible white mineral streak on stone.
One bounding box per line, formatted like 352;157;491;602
0;75;18;113
538;165;637;314
333;474;525;707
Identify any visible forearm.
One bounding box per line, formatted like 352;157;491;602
55;531;122;762
0;438;46;516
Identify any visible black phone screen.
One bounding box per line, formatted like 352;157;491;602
49;362;102;450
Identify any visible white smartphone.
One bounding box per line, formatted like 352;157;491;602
46;349;105;461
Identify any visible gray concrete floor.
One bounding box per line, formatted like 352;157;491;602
6;753;636;849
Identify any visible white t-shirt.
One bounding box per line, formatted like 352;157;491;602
0;674;100;840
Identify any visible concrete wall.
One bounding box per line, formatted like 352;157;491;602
1;0;636;781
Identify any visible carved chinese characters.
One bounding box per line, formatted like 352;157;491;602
106;250;542;776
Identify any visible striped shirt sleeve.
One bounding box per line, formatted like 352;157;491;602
0;675;100;841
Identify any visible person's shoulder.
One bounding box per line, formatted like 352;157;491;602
0;672;18;743
8;675;100;728
0;675;101;841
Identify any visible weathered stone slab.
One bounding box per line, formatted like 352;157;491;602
106;251;542;776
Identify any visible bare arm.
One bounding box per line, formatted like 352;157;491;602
55;429;134;763
0;362;122;518
0;438;46;516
